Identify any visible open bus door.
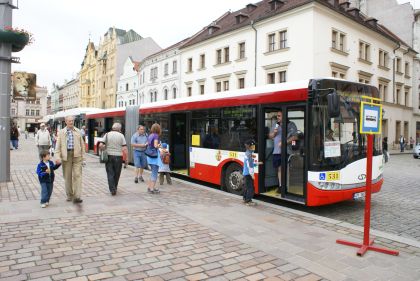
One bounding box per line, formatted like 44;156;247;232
170;113;188;175
261;105;306;204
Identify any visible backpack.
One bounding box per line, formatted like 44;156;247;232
161;151;171;164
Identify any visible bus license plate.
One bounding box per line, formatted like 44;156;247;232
353;192;365;200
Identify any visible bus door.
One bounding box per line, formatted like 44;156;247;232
261;106;305;203
170;113;188;175
283;107;305;202
87;119;96;150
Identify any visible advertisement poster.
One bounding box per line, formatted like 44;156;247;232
12;72;37;100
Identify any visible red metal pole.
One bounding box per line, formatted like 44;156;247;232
363;134;373;246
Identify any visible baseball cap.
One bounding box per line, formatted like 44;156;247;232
244;139;256;146
161;143;168;149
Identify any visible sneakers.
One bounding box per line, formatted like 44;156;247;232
147;188;154;194
245;200;256;206
41;203;46;208
46;202;49;206
111;191;116;196
73;198;83;204
66;198;72;202
153;189;160;194
134;177;138;183
139;176;144;182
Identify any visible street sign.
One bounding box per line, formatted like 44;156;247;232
360;101;382;135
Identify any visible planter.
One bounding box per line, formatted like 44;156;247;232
0;30;29;52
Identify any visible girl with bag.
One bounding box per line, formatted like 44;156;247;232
146;123;161;194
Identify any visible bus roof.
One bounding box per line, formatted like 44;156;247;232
54;108;104;119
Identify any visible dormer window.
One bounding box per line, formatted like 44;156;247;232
246;3;257;12
235;13;249;24
208;24;220;35
269;0;284;11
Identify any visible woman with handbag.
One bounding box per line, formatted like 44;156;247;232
145;123;161;194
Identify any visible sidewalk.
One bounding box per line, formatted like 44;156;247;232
0;137;419;281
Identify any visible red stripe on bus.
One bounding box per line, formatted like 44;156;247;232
140;88;308;114
306;179;383;206
87;110;125;118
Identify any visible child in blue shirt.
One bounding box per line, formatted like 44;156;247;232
243;139;262;206
36;150;61;208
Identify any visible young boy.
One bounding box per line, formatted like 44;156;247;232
36;150;61;208
158;143;172;185
243;140;262;206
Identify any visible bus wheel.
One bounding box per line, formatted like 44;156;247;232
225;163;243;195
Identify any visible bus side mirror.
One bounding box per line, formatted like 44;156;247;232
327;90;340;118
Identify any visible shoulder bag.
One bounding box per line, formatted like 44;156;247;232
99;134;108;163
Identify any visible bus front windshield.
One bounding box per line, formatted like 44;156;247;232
310;84;381;171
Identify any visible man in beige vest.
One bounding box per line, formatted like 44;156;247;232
55;116;85;203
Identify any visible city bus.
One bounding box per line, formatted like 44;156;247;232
86;78;384;206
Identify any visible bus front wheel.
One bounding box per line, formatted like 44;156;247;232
224;163;243;196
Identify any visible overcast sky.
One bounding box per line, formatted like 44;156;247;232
11;0;419;90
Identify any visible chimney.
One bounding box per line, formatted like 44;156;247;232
365;17;378;28
246;3;257;12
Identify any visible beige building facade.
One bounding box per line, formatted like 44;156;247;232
79;42;97;108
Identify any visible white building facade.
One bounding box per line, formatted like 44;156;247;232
179;0;416;145
116;57;139;107
50;84;60;114
61;77;80;110
137;40;186;105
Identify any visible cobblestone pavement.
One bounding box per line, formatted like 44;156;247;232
306;154;420;241
1;137;420;281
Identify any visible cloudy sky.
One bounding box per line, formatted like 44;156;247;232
10;0;419;90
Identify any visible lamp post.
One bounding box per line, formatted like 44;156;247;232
0;0;17;183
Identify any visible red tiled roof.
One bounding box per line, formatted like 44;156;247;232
180;0;407;49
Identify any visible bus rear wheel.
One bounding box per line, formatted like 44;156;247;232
225;163;244;196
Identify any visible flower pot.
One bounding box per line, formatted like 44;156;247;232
0;30;29;52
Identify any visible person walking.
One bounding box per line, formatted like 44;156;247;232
55;115;85;204
10;124;19;150
131;125;148;183
399;135;406;152
99;123;127;196
382;137;389;163
146;123;161;194
158;143;172;185
36;150;61;208
410;137;415;149
35;123;52;159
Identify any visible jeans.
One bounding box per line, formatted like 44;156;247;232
40;182;53;204
105;155;123;193
243;175;254;202
400;143;404;152
149;164;159;182
159;172;172;185
11;140;18;149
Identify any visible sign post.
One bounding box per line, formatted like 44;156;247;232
336;96;399;257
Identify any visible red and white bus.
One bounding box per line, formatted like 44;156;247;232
86;78;384;206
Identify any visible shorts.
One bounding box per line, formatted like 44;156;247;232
133;150;147;168
272;154;282;169
149;164;159;182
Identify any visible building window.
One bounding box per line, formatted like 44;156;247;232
332;71;346;79
224;47;230;62
268;33;276;52
200;54;205;69
164;89;168;100
359;41;371;61
278;71;286;83
216;82;222;92
187;58;193;72
396;88;401;104
359;76;370;84
396;57;402;73
31;110;34;116
279;30;287;49
405;62;410;76
332;30;346;52
125;83;129;91
187;86;192;97
405;90;409;106
378;81;388;102
173;88;177;99
103;81;106;88
378;50;389;68
223;80;229;91
173;60;177;74
267;73;275;84
164;63;169;76
36;110;39;116
11;108;15;116
216;49;222;64
200;84;205;95
238;78;245;89
238;42;245;59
